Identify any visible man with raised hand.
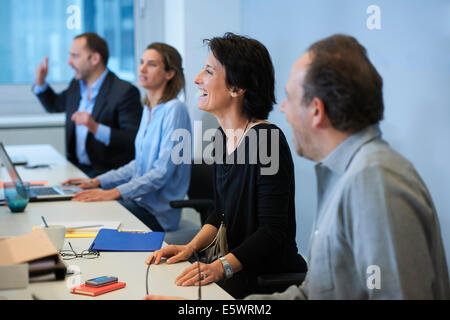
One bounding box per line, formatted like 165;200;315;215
34;32;142;177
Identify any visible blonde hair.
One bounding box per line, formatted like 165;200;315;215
142;43;185;106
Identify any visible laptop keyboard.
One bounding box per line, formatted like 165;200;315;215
30;187;59;196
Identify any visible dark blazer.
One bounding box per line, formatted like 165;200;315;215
35;71;142;174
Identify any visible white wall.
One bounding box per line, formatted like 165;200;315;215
183;0;241;157
0;126;65;155
239;0;450;270
157;0;241;157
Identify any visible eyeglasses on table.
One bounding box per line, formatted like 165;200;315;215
59;242;100;260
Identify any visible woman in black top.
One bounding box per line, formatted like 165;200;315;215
146;33;307;299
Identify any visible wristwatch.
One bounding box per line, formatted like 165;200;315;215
219;257;234;279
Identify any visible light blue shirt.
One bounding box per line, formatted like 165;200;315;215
97;99;192;231
34;69;111;165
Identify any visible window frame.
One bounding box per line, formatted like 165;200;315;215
0;0;157;119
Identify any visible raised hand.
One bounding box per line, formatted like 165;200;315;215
35;56;49;86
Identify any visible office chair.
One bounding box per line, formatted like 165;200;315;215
169;161;215;226
164;161;215;245
256;272;306;294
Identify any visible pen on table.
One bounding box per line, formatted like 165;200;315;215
25;164;50;169
41;216;49;228
118;229;147;233
71;224;104;229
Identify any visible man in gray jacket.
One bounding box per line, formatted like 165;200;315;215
247;34;450;299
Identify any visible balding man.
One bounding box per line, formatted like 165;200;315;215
247;34;450;300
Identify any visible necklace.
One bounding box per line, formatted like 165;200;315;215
238;120;250;145
236;119;251;149
226;119;251;156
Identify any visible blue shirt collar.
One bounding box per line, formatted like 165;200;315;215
144;100;170;115
79;68;109;98
319;124;382;174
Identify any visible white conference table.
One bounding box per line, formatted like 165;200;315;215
0;144;233;300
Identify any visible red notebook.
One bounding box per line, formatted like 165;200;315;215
70;282;126;296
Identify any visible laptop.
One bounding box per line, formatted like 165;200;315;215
0;143;82;202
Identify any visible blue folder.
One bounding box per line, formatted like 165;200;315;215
89;229;165;252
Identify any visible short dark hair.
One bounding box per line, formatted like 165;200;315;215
75;32;109;66
303;34;384;132
204;32;276;120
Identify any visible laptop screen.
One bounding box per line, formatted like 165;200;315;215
0;142;23;184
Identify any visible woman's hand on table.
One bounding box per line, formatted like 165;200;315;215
71;188;120;202
62;178;100;189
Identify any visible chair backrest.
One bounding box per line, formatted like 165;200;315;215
188;162;214;200
188;162;214;224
